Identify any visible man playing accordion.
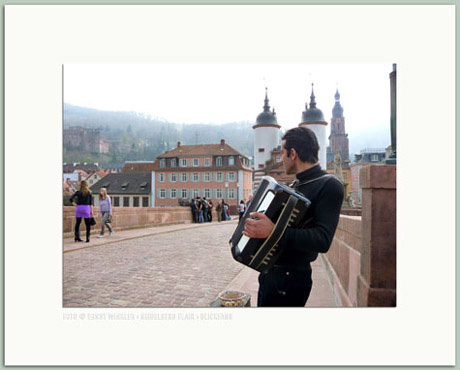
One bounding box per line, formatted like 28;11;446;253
243;127;344;307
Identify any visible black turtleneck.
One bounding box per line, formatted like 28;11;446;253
276;164;344;268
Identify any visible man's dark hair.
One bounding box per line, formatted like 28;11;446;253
282;126;319;163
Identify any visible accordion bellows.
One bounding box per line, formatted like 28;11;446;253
230;176;311;272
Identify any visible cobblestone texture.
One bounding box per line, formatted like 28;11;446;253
64;222;244;307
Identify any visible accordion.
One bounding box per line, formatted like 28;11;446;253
230;176;311;272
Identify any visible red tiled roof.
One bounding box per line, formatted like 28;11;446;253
157;143;244;158
122;162;156;173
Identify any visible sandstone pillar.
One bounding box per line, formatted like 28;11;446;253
357;165;396;306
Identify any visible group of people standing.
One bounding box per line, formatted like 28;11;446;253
190;198;233;223
70;180;114;243
190;197;214;223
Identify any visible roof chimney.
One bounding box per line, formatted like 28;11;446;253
220;139;225;145
177;141;181;148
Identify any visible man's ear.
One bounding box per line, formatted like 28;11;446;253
290;148;297;160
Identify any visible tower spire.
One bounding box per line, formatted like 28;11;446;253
332;87;344;118
263;87;270;112
309;83;317;109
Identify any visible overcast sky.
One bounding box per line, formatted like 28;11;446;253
64;63;393;153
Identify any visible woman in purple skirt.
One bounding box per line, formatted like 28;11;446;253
70;180;94;242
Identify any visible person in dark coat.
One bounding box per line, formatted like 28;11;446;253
243;127;344;307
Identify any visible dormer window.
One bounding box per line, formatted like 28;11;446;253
216;157;223;166
121;182;129;190
140;182;148;191
171;158;177;168
228;156;235;166
159;159;166;168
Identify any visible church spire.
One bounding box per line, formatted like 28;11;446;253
332;87;344;118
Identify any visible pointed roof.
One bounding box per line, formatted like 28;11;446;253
332;87;344;118
254;88;280;128
301;83;326;123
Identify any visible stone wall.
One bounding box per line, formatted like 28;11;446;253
323;164;396;307
63;206;196;237
322;215;362;307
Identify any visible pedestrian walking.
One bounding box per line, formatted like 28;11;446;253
98;187;114;238
239;200;246;222
208;200;213;222
197;197;204;223
190;198;199;223
216;200;222;222
70;180;94;243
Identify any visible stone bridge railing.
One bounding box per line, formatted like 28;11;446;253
63;206;196;237
323;164;396;307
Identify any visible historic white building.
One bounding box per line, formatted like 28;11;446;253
252;88;281;189
252;84;329;190
299;84;328;169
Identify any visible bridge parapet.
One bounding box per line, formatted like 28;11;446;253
323;164;396;307
63;206;195;237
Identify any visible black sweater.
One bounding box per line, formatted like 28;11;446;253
70;191;93;206
276;165;344;269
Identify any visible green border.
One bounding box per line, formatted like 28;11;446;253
1;0;457;369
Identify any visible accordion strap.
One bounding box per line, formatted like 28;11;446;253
249;194;298;270
290;173;334;188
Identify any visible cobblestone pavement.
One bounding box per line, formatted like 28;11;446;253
64;220;339;308
64;221;245;307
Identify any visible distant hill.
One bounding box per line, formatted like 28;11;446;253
63;104;255;168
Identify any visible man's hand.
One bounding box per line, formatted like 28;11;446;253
242;212;274;239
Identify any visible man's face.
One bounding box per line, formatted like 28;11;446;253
281;140;295;175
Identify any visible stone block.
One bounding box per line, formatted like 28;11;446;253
360;165;396;190
348;248;361;306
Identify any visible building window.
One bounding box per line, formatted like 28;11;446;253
158;173;165;182
180;173;188;182
371;154;379;162
204;172;211;182
193;158;199;167
181;189;188;199
276;156;281;162
193;189;200;198
123;197;130;207
228;189;236;199
216;157;223;166
142;197;149;207
180;159;187;167
215;172;223;182
113;197;120;207
228;156;235;166
158;189;166;198
204;158;210;167
216;188;223;199
159;159;166;168
170;188;177;199
204;189;211;198
192;172;200;182
170;173;177;182
171;158;177;168
133;197;139;207
258;148;265;152
228;172;236;182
